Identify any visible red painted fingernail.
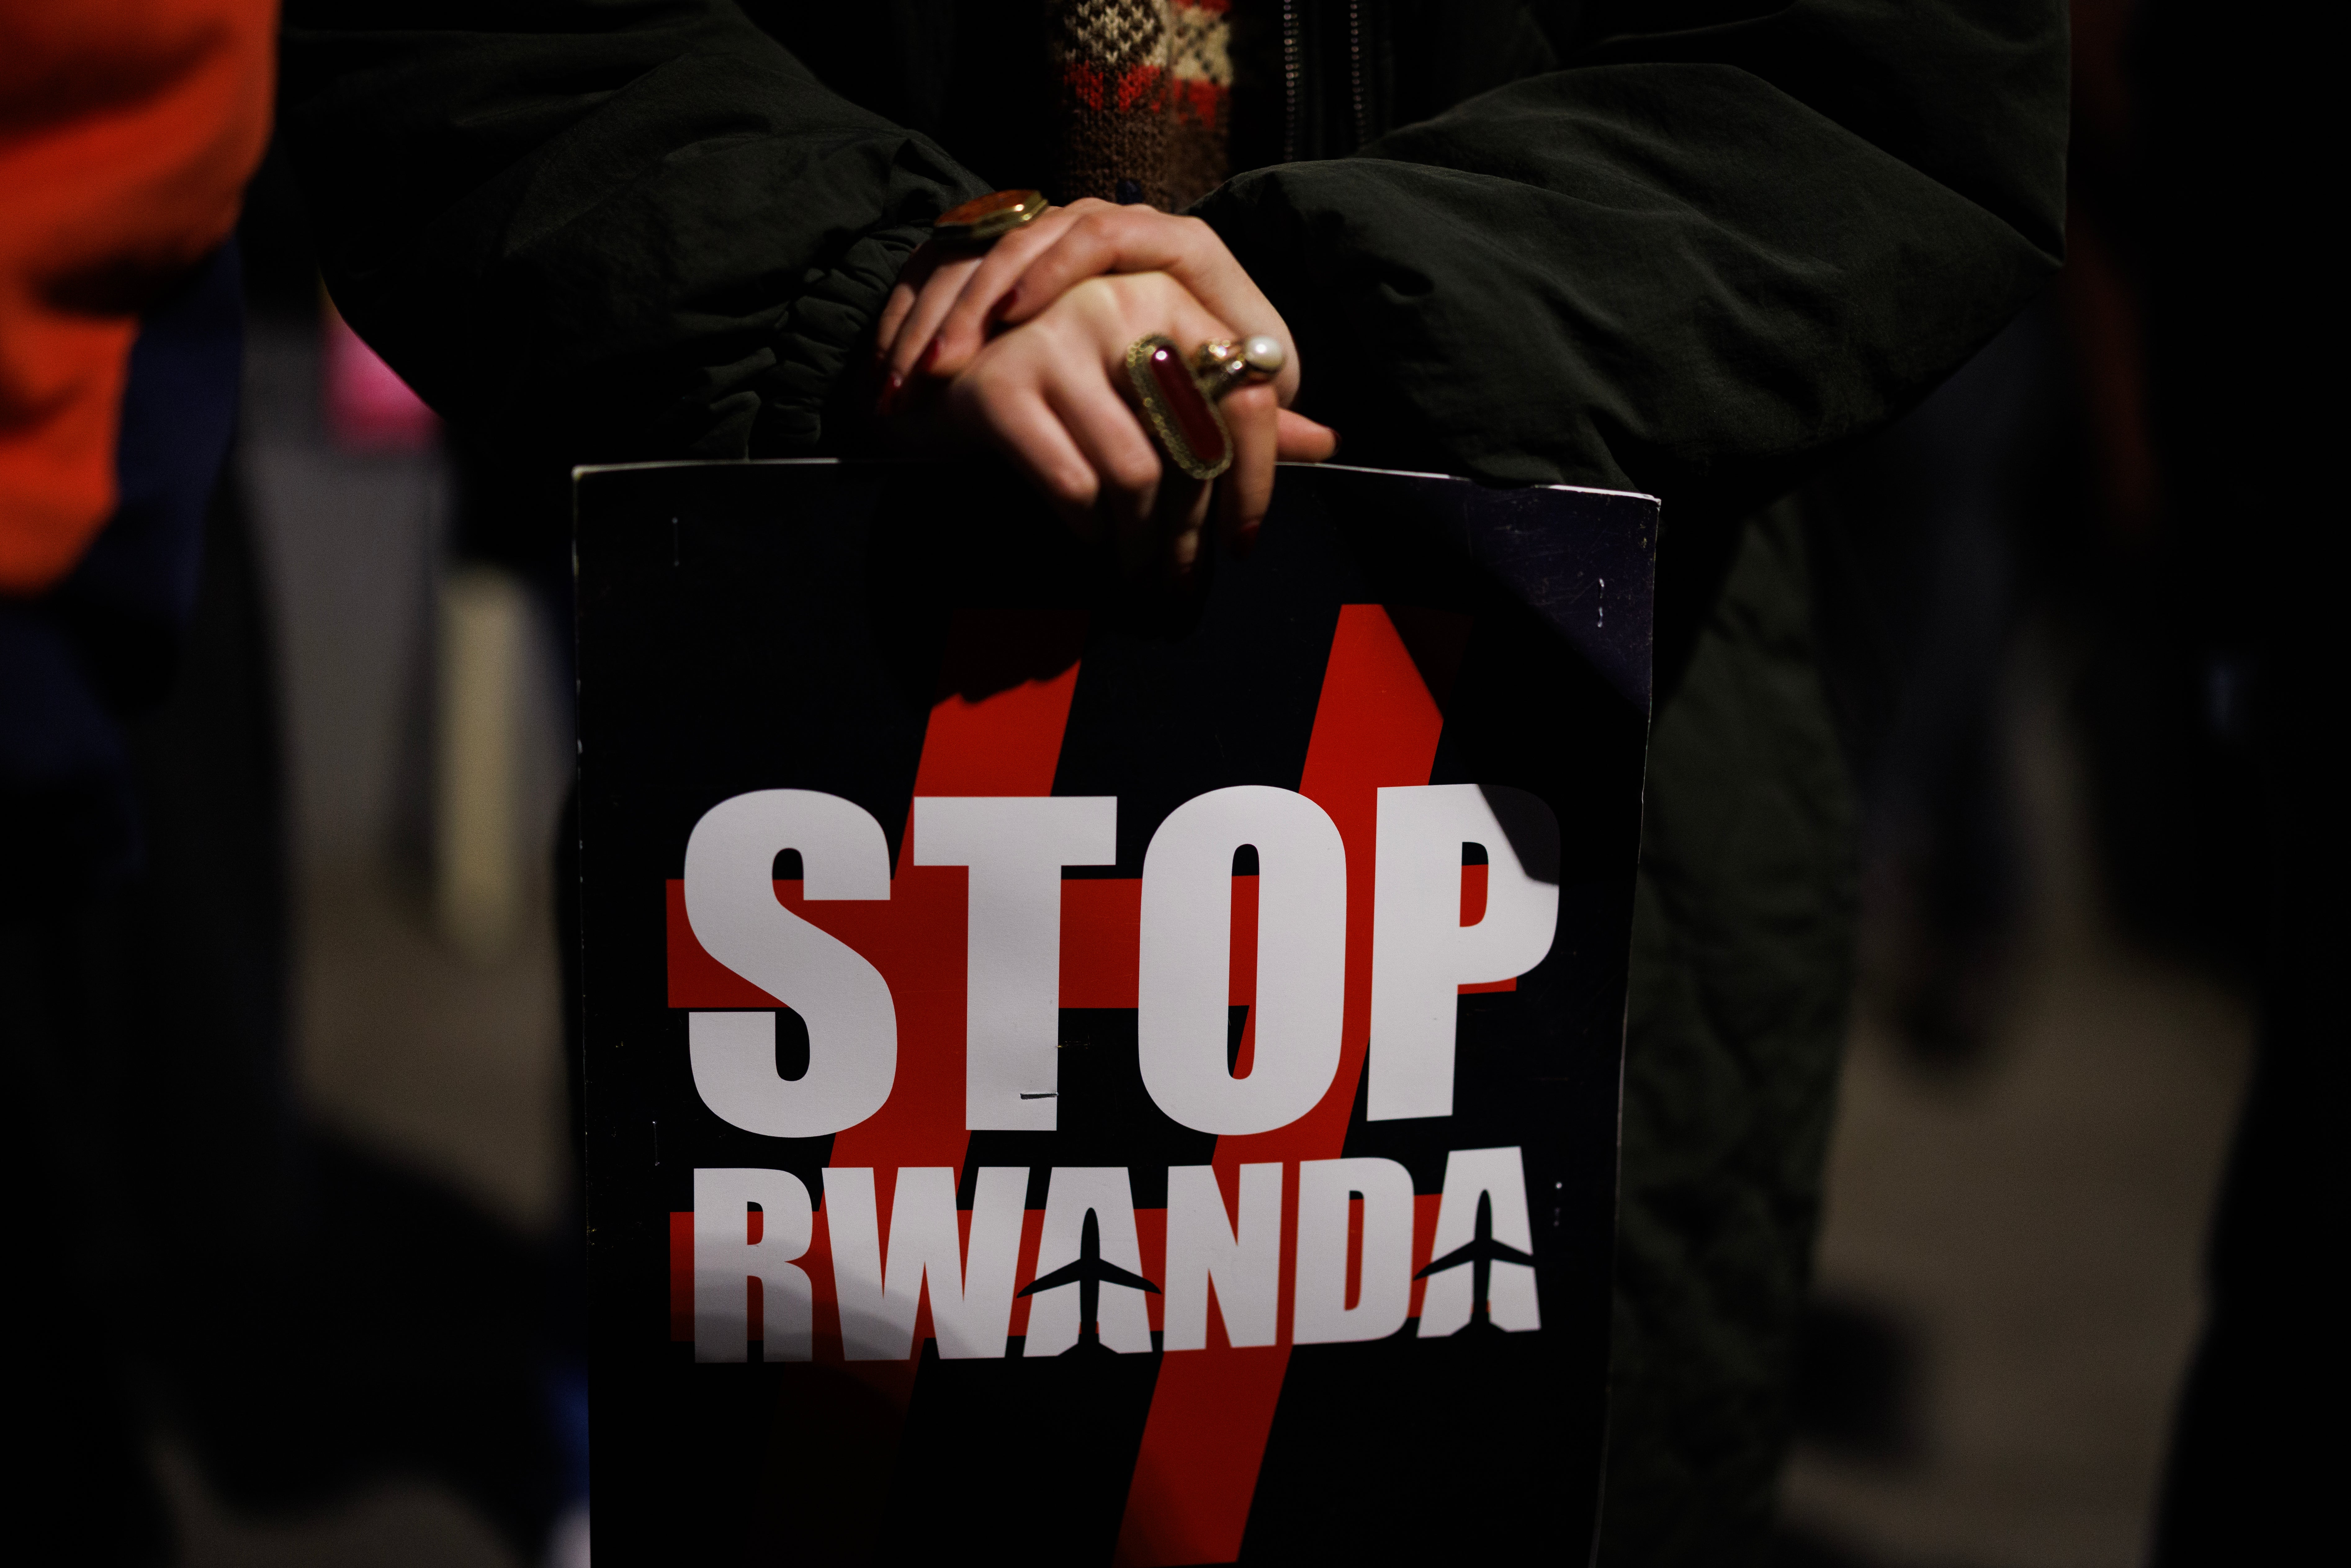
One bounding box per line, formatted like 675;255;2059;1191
875;370;905;415
1235;519;1261;558
917;339;941;375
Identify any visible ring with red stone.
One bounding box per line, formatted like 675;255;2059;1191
1125;334;1234;481
931;189;1048;249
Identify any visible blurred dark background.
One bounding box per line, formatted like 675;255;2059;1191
1768;0;2319;1562
143;130;578;1568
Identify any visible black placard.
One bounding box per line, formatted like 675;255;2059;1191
574;460;1655;1564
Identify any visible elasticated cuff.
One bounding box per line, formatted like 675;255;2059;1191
752;222;933;457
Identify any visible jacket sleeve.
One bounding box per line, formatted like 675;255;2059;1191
277;0;992;464
1195;0;2068;522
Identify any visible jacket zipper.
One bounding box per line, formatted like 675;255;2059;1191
1282;0;1301;163
1347;0;1369;152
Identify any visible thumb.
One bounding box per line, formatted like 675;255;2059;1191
1274;409;1339;463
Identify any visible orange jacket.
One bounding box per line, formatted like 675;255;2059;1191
0;0;275;595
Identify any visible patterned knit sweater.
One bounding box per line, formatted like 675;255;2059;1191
1048;0;1233;209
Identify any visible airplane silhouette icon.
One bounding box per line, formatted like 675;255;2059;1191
1414;1190;1535;1333
1019;1208;1160;1356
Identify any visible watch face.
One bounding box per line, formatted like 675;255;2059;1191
935;189;1048;244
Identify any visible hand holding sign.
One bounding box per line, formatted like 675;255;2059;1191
874;202;1337;572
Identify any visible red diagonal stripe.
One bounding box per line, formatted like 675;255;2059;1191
1115;605;1449;1566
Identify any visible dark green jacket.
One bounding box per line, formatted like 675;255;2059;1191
280;0;2062;557
279;4;2065;1561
